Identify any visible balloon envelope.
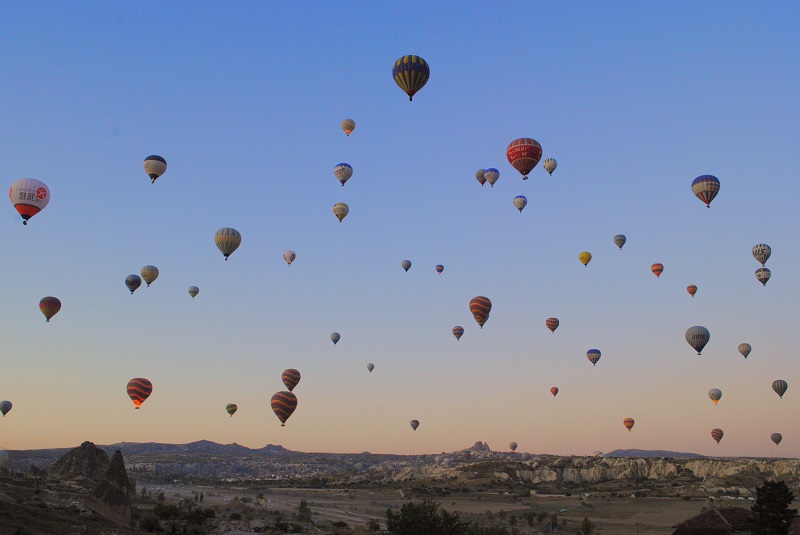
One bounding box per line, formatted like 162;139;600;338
127;378;152;409
410;419;419;431
579;251;592;266
708;389;722;405
484;168;499;187
687;285;697;297
623;418;635;432
392;55;430;101
367;363;374;373
711;428;724;444
333;203;349;222
215;228;241;260
651;263;664;278
738;343;751;359
475;169;487;186
771;433;783;446
143;155;167;183
401;260;412;272
550;387;559;397
772;379;788;398
614;234;626;249
752;244;771;266
587;349;601;366
755;267;771;286
125;275;142;294
331;332;341;345
226;403;237;417
141;265;159;287
188;286;199;298
9;178;50;224
452;326;464;340
282;369;301;392
469;296;492;328
691;175;720;207
0;401;11;416
271;391;298;426
546;317;559;333
435;264;444;274
341;118;355;136
513;195;527;212
543;158;557;175
685;326;710;355
39;296;61;322
509;442;517;452
283;250;296;265
334;163;353;186
506;138;543;180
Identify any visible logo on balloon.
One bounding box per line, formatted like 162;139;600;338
36;188;47;200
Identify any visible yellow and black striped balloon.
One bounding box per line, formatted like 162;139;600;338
127;378;153;409
392;55;430;101
282;369;301;392
271;391;298;426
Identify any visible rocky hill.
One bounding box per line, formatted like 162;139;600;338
49;441;109;483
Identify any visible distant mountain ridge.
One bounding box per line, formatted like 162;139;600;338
106;440;292;456
605;449;706;459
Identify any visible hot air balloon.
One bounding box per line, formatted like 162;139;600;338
392;55;429;101
545;317;559;333
587;349;601;366
143;155;167;184
484;168;499;187
0;401;12;416
475;169;487;186
282;369;301;392
125;275;142;294
341;118;355;136
410;419;419;431
401;260;412;272
651;263;664;278
127;378;152;409
333;203;349;222
623;418;635;432
755;267;771;286
331;332;341;345
772;380;788;399
226;403;237;417
509;442;517;453
283;250;296;265
435;264;444;274
738;343;751;359
188;286;199;298
506;138;543;180
215;228;241;260
579;251;592;267
685;326;710;355
367;363;374;373
469;296;492;328
9;178;50;225
452;326;464;341
614;235;626;250
39;296;61;322
711;428;724;444
708;389;722;405
141;265;159;287
771;433;782;446
691;175;720;207
550;387;559;397
513;195;527;213
271;391;298;426
334;163;353;186
752;244;771;266
687;285;697;297
543;158;557;175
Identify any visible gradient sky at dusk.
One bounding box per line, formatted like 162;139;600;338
1;2;799;457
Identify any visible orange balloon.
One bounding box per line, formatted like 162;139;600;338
651;263;664;278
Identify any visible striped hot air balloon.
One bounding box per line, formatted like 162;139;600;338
141;265;159;287
738;343;751;359
772;380;788;399
39;296;61;322
392;55;430;101
215;228;241;261
752;244;771;266
587;349;601;366
623;418;635;432
651;263;664;278
341;118;355;136
506;138;543;180
691;175;720;207
188;286;199;298
282;369;301;392
687;285;697;297
9;178;50;225
127;378;153;409
550;387;559;397
143;155;167;183
755;267;771;286
469;296;492;328
546;317;559;333
711;428;724;444
452;326;464;341
271;391;298;426
226;403;237;417
543;158;557;175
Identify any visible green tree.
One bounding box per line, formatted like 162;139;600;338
751;481;798;535
297;499;313;523
367;518;381;531
577;516;596;535
386;499;469;535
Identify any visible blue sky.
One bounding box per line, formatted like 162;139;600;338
0;2;798;457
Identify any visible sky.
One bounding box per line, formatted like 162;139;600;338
0;2;799;458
